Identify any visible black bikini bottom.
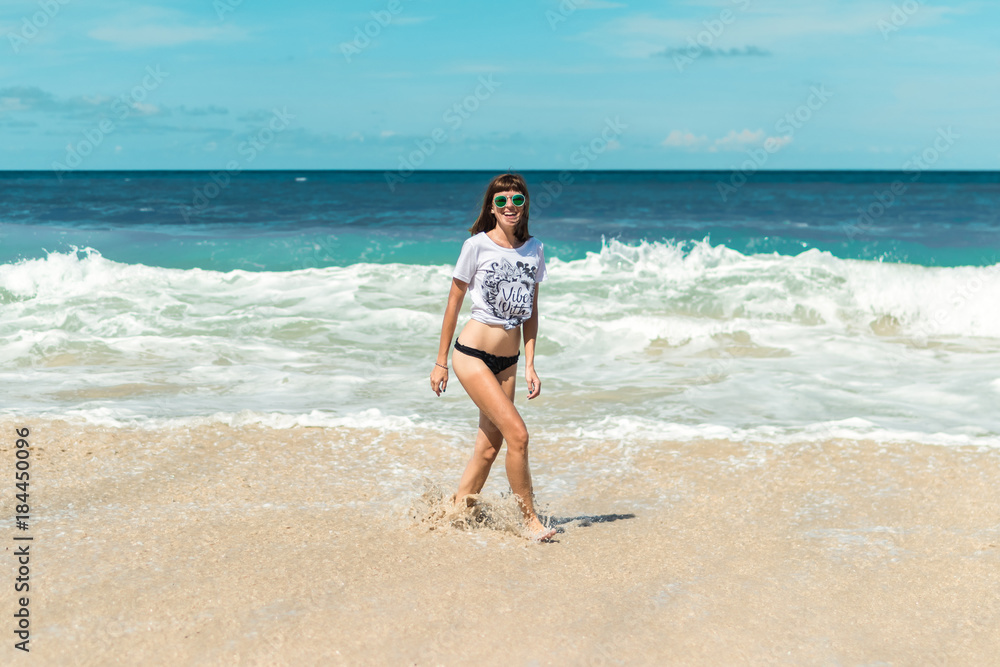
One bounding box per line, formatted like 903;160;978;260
453;338;519;374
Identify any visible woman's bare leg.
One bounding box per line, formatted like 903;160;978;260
456;409;505;498
452;352;548;532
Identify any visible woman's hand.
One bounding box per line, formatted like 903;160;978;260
525;366;541;399
430;364;449;396
431;279;467;397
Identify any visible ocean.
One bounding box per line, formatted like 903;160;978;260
2;169;999;449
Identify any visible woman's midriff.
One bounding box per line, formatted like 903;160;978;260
456;319;521;357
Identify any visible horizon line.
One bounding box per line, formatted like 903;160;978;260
2;168;998;174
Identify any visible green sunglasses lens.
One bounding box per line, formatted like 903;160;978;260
494;195;526;207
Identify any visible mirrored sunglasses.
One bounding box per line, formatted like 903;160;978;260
493;194;525;208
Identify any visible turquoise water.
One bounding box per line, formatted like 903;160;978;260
2;170;998;269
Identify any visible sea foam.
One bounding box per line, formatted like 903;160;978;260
3;243;1000;443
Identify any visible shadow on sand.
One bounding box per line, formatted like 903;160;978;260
547;513;637;534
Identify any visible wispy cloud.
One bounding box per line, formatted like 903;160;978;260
661;128;793;152
0;86;103;114
89;24;244;48
662;130;707;148
709;128;792;152
654;45;770;59
583;4;953;58
86;6;247;48
0;86;242;138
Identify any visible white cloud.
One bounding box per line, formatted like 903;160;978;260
584;3;956;58
584;16;692;58
130;102;161;116
655;45;770;59
660;129;792;152
89;24;242;48
662;130;707;148
0;86;107;114
690;129;794;152
710;128;764;151
87;7;247;48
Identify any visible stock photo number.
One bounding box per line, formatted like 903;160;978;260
12;427;33;652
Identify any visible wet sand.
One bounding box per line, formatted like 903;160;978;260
2;417;999;665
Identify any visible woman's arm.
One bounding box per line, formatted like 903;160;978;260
430;278;468;396
523;285;541;399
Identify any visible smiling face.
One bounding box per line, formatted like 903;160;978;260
491;189;524;229
469;173;531;243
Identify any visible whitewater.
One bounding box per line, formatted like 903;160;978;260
3;239;999;446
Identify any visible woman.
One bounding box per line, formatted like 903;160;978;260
430;173;557;542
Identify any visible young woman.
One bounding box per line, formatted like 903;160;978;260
430;173;557;542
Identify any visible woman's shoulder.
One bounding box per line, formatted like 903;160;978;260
462;231;486;246
524;235;543;251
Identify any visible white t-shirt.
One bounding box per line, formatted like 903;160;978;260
453;231;546;330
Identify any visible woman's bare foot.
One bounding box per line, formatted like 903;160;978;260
525;518;556;542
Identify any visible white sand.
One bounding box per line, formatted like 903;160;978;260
3;419;999;665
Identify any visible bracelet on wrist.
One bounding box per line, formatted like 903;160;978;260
435;362;448;370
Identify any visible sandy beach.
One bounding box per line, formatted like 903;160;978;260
1;417;997;666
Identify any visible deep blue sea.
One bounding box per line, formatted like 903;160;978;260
2;170;999;446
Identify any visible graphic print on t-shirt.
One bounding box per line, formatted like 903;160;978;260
481;258;537;328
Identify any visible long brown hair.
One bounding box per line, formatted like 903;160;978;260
468;173;531;243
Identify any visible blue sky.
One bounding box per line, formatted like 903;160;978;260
1;0;996;171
